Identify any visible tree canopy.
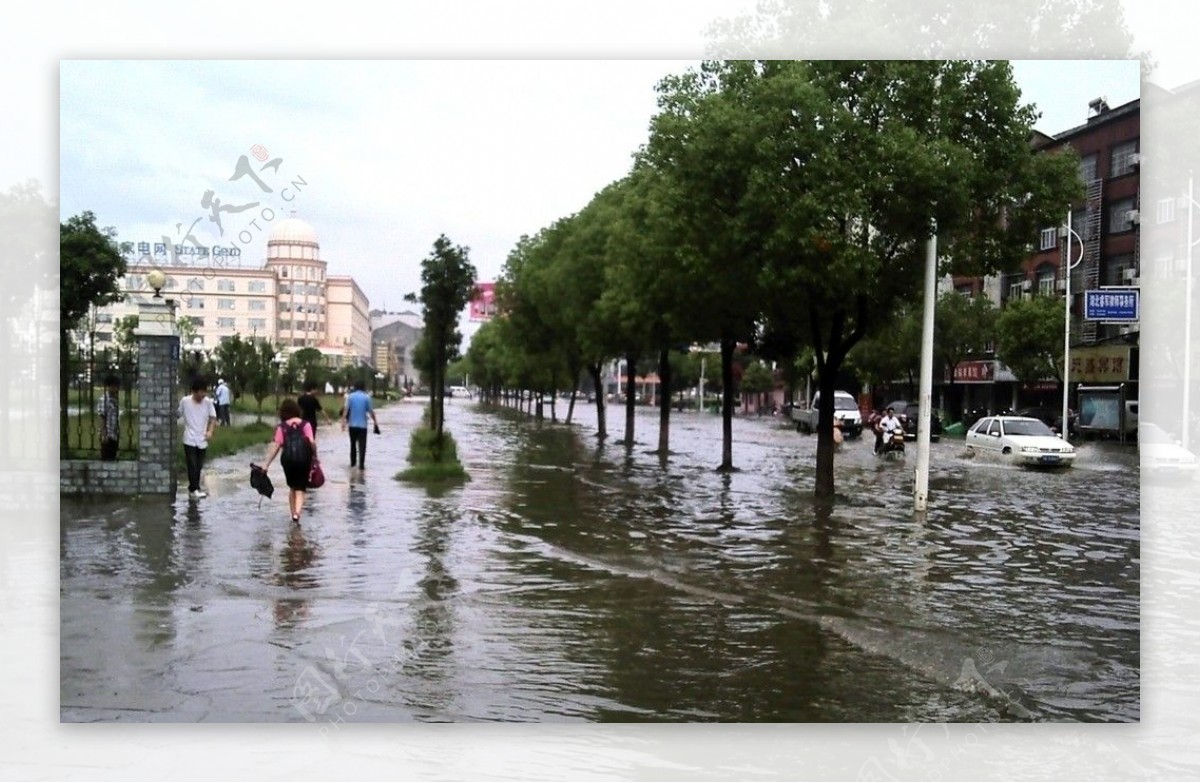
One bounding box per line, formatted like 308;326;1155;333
60;211;126;335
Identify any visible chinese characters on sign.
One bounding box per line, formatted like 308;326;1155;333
1083;288;1139;321
1068;346;1131;382
951;360;995;383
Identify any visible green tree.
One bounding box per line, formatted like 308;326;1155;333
405;235;478;451
659;60;1080;499
60;211;126;335
642;62;771;471
113;314;139;351
995;294;1065;387
740;360;775;412
849;304;922;399
246;340;278;420
288;347;329;391
60;210;126;446
935;292;998;420
211;333;258;400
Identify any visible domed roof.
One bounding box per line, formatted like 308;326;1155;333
268;217;319;246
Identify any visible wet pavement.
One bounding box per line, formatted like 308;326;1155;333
60;400;1140;722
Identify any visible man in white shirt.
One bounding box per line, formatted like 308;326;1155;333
178;377;218;498
214;378;232;426
874;406;903;454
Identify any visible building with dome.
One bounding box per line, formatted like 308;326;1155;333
92;216;372;368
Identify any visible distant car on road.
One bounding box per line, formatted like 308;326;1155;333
793;390;863;438
965;415;1076;468
884;400;942;442
1139;422;1198;481
448;385;472;399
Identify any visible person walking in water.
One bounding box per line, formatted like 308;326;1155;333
261;398;317;525
178;377;217;499
297;380;334;441
214;377;232;426
342;380;379;471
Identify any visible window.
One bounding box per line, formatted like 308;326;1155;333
1008;279;1025;301
1157;197;1177;224
280;267;288;278
1036;264;1056;295
987;419;1001;436
127;274;144;289
187;297;204;309
164;276;178;289
1105;254;1135;286
249;299;266;311
189;317;205;328
1071;207;1092;242
279;283;290;295
1039;228;1057;251
1108;198;1136;234
1110;140;1138;178
249;318;267;331
218;298;235;310
217;317;236;329
248;280;266;293
218;279;235;292
1079;154;1098;184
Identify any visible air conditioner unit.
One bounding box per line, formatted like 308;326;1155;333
1126;209;1140;225
1119;325;1135;335
1056;278;1067;291
1021;279;1032;291
1129;152;1141;167
1123;268;1139;282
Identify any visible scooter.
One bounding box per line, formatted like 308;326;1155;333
876;428;905;459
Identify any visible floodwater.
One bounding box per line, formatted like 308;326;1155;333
60;399;1140;723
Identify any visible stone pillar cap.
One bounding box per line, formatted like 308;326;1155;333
134;300;177;337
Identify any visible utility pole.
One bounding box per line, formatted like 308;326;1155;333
915;228;937;514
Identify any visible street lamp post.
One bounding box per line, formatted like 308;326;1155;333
1061;210;1085;442
1185;172;1199;449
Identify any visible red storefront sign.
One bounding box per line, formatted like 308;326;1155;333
952;360;995;383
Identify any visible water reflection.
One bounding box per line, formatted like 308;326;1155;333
60;401;1140;722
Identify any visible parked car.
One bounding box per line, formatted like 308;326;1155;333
793;390;863;437
1015;406;1078;439
965;415;1076;468
1139;422;1198;481
883;400;943;442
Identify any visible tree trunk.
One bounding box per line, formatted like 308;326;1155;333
589;362;607;441
624;351;637;446
657;346;671;455
719;336;735;472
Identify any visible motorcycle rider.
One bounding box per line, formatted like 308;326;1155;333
874;406;903;454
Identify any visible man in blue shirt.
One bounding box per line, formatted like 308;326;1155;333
214;378;232;426
341;380;379;470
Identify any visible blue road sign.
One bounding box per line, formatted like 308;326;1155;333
1084;288;1139;322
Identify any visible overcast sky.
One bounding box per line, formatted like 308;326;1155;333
58;58;1140;323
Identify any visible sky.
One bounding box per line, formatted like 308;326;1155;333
57;58;1140;332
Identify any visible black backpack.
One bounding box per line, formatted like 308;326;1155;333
280;421;312;465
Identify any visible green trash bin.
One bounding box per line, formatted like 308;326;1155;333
944;421;966;436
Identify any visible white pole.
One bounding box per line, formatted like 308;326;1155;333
915;229;937;513
1186;174;1194;450
699;357;706;414
1063;208;1072;446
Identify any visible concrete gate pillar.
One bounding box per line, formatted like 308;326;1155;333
133;299;180;496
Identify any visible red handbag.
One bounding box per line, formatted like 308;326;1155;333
308;458;326;489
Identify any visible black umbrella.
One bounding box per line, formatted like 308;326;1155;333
249;463;274;507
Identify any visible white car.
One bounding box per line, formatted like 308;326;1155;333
1139;422;1198;480
965;415;1077;468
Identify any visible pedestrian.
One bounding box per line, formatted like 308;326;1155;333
297;380;334;440
178;377;217;499
261;398;317;525
214;377;232;426
98;374;120;461
342;380;379;471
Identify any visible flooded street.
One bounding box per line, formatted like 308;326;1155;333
60;399;1139;723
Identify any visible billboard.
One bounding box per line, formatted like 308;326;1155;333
469;282;497;322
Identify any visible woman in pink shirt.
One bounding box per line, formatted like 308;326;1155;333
261;398;317;524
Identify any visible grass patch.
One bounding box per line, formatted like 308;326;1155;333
395;426;470;484
231;391;396;417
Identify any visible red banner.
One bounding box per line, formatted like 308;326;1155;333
469;282;496;321
952;360;995;383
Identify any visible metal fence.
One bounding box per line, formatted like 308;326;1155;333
61;343;139;460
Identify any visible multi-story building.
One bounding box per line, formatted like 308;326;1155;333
946;97;1140;414
370;310;423;392
93;217;372;368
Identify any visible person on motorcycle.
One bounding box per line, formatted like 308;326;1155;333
874;406;903;454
